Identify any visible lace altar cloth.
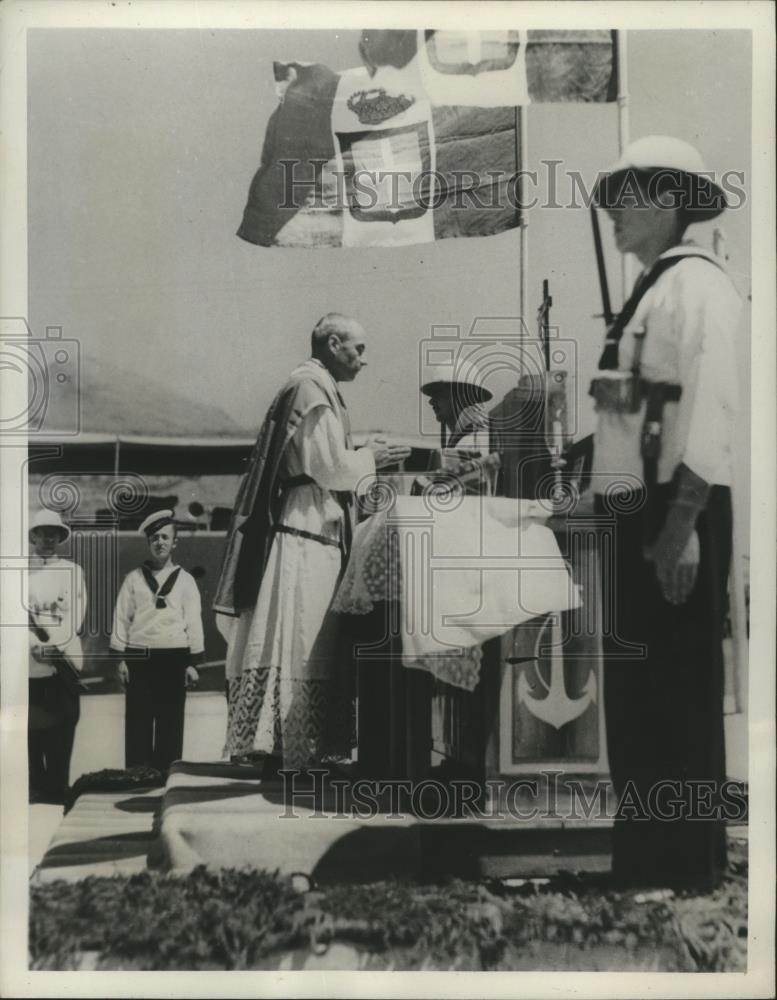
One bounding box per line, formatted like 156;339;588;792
332;496;579;691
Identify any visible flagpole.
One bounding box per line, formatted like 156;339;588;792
517;104;528;335
616;29;631;300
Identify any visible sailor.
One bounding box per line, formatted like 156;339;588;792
591;135;741;890
28;509;87;804
111;510;204;771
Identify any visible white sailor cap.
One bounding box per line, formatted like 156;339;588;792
138;509;176;537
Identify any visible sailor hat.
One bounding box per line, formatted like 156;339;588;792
29;508;70;542
594;135;727;221
139;509;176;537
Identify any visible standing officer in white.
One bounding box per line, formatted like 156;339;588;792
591;136;741;890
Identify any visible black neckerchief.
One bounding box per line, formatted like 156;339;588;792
598;251;724;371
141;563;182;609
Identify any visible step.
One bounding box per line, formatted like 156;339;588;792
160;761;422;881
159;761;612;881
33;788;162;883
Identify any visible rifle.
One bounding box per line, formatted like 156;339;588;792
590;205;614;327
28;611;83;688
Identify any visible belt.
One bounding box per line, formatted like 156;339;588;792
650;381;682;402
122;646;190;656
588;376;682;404
274;524;341;548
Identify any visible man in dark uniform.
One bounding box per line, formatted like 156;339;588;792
590;136;742;890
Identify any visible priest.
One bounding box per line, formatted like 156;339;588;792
214;313;410;773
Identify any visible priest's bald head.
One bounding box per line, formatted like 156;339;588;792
311;313;368;382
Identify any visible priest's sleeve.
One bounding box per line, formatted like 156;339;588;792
299;405;375;495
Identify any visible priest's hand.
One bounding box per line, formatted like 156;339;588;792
185;665;199;690
117;661;129;688
367;436;412;470
646;504;700;605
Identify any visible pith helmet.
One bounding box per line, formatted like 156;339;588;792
29;508;70;543
594;135;727;221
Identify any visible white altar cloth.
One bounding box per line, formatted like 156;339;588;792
332;496;579;690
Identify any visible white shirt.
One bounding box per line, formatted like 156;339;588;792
110;563;205;655
28;556;86;678
593;245;741;491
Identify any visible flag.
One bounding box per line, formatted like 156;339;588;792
238;29;617;249
526;30;618;102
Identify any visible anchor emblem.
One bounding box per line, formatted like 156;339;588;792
510;616;596;729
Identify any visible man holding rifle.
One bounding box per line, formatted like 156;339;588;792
590;136;741;890
27;508;87;805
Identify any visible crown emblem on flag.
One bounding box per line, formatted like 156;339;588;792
347;88;415;125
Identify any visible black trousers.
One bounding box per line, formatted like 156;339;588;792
596;485;732;889
125;649;189;771
28;675;80;804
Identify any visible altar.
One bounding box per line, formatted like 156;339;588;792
332;493;606;785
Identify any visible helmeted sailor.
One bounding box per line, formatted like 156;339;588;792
213;314;410;773
111;509;205;771
591;135;741;890
27;509;87;804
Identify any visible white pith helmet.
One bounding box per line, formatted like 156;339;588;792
594;135;727;221
29;508;70;543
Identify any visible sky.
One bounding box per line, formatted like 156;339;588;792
27;28;752;441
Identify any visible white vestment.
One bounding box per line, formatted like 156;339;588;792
224;360;374;767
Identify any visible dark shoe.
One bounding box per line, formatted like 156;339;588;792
29;791;64;807
323;760;359;782
262;754;283;781
231;752;264;768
